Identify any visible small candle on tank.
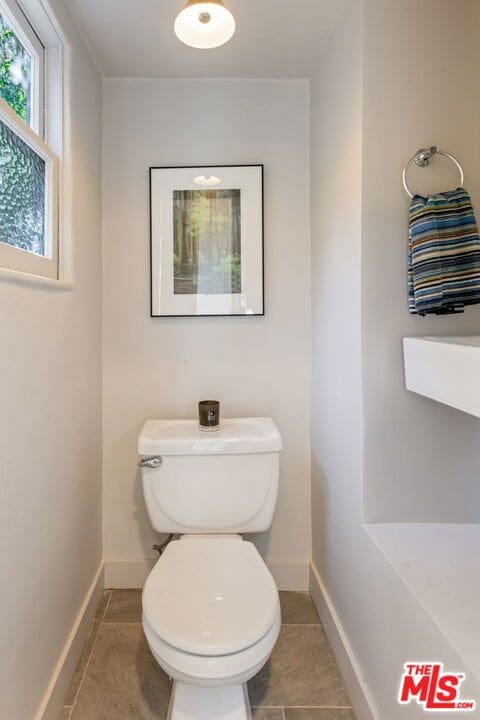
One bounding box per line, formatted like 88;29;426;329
198;400;220;432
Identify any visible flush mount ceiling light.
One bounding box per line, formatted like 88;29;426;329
194;175;222;186
174;0;236;49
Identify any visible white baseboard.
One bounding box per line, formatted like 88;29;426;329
309;561;379;720
34;563;104;720
104;557;310;591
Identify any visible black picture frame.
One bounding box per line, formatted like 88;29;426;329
149;164;264;318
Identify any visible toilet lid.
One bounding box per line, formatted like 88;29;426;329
142;538;279;657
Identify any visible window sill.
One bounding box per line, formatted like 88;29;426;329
0;266;73;291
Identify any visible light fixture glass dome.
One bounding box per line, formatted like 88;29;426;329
174;0;236;49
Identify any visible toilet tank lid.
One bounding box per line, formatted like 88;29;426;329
138;417;282;456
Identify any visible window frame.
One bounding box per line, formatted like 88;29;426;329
0;97;58;278
0;0;44;136
0;0;66;285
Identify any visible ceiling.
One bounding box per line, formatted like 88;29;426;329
67;0;346;79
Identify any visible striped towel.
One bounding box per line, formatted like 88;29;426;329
408;187;480;315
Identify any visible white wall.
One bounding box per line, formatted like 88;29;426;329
0;2;103;718
102;79;311;583
311;2;480;718
310;2;370;710
362;0;480;522
311;0;363;592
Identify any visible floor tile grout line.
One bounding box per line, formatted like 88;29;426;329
280;623;321;626
252;706;353;710
282;706;353;710
99;589;114;626
61;592;112;714
286;707;352;710
281;707;287;720
90;590;113;640
69;590;114;714
99;621;320;626
102;620;323;629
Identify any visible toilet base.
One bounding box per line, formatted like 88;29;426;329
168;681;251;720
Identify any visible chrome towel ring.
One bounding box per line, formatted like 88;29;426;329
402;146;464;198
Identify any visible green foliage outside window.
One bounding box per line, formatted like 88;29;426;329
0;14;43;255
0;11;31;124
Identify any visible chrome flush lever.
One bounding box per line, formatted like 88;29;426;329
138;456;163;469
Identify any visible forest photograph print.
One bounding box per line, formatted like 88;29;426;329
150;164;263;317
173;189;241;295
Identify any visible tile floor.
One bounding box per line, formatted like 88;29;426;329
60;590;355;720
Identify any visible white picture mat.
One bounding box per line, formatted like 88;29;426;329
150;166;263;316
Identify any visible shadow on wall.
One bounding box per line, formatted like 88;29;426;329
310;454;331;571
245;527;274;560
133;465;161;561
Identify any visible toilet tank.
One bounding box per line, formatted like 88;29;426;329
138;417;282;534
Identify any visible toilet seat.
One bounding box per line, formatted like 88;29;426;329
143;610;281;687
142;536;279;658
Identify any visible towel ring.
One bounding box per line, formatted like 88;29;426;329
402;146;464;198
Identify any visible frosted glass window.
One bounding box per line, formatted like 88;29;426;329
0;9;32;126
0;117;45;255
0;0;60;280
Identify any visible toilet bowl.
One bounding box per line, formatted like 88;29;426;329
138;418;283;720
142;536;281;718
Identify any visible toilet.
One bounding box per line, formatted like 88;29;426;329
138;417;282;720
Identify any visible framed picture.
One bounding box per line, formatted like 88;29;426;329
149;164;264;317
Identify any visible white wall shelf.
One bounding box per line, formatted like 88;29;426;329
403;336;480;418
